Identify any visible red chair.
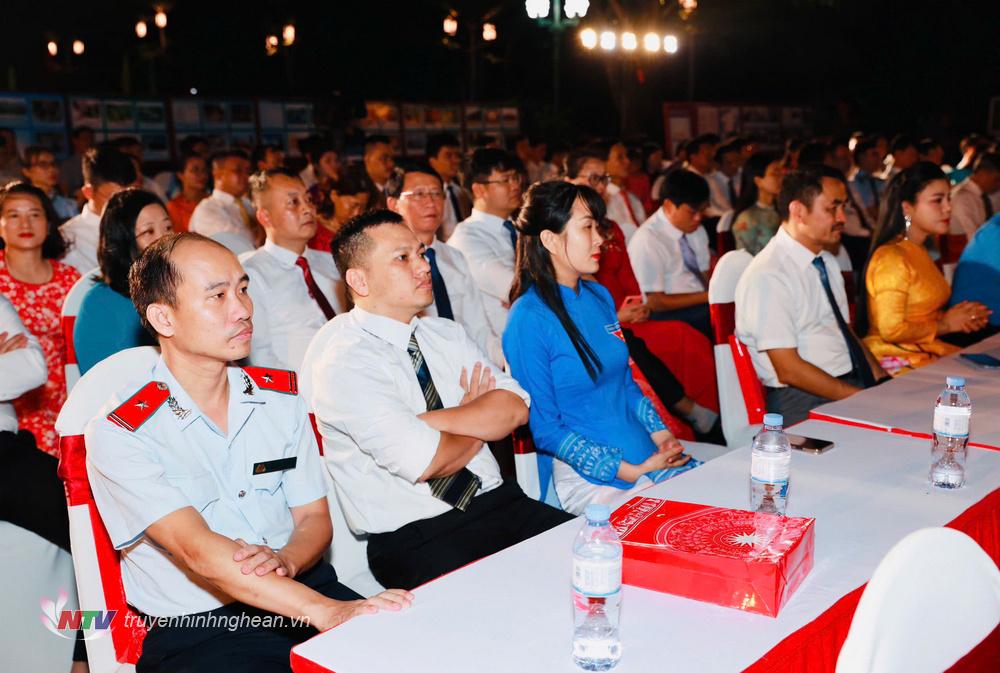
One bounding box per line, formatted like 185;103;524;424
55;347;160;672
708;250;765;446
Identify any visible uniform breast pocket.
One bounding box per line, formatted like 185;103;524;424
248;453;289;495
166;473;219;513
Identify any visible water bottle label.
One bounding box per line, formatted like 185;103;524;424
751;452;790;484
934;406;970;438
572;557;622;597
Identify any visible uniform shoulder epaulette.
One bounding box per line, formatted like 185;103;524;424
107;381;171;432
242;366;298;395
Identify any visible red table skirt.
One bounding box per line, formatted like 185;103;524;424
743;486;1000;673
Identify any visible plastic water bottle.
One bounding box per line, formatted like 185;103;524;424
750;413;792;515
930;376;971;489
572;503;622;671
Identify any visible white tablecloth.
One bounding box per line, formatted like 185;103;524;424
812;333;1000;449
291;420;1000;673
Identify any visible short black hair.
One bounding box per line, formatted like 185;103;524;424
973;152;1000;174
660;169;710;207
331;208;405;280
82;147;137;188
465;148;517;190
248;168;300;208
384;160;441;199
566;147;606;179
890;133;917;154
178;135;207;156
129;232;229;338
99;188;165;295
21;145;55;168
210;149;249;170
251;143;283;168
797;140;833;168
777;165;846;220
71;125;94;140
176;151;206;172
364;135;392;152
0;181;68;256
715;140;742;162
425;133;461;161
113;136;141;151
303;135;336;164
687;134;719;156
852;135;880;163
917;137;942;157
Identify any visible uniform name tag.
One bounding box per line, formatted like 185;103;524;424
252;457;297;475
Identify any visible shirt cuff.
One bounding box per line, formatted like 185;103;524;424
553;432;623;484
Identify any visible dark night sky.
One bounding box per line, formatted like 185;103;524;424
4;0;998;143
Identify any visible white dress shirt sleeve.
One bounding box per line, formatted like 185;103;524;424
627;230;667;293
453;229;515;303
445;246;505;367
313;355;442;485
738;269;799;353
950;188;982;239
0;297;47;401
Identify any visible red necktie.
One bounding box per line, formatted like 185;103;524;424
295;256;336;321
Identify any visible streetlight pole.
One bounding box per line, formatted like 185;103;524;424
526;1;588;132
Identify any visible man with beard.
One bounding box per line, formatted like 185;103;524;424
736;166;885;424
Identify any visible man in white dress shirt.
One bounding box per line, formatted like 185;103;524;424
950;152;1000;240
602;140;647;242
736;166;884;425
59;146;137;274
240;169;345;372
298;136;339;191
707;140;742;216
426;132;471;241
307;210;572;590
448;148;524;335
848;136;886;230
628;169;713;339
363;135;396;196
189;150;259;254
386;161;502;365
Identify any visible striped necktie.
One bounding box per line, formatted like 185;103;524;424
407;330;481;511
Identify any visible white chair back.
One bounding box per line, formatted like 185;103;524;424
54;346;160;673
836;527;1000;673
61;267;102;393
707;251;760;447
300;321;385;596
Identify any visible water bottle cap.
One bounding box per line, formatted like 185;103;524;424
946;376;966;388
763;413;784;428
585;503;611;523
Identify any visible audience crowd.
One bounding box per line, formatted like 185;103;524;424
1;122;998;672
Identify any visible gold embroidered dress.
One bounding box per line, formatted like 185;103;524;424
863;237;959;375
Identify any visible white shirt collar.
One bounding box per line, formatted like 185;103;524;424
651;207;684;240
262;239;302;268
469;208;508;227
211;189;238;205
773;225;827;270
352;306;420;352
83;203;101;222
605;182;622;197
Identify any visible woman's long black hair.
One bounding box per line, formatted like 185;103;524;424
98;188;165;296
855;161;949;337
732;151;781;222
0;181;68;259
509;180;607;381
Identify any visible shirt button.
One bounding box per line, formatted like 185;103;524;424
238;490;246;498
262;537;268;545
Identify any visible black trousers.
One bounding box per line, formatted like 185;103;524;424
0;430;71;551
137;562;360;673
621;328;686;407
649;303;713;342
367;480;574;591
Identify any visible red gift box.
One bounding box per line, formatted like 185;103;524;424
610;497;815;617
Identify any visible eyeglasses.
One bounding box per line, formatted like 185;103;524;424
581;173;611;187
477;174;523;186
400;189;445;201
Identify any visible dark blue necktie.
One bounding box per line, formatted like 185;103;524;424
502;219;518;250
811;256;875;388
424;247;454;321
